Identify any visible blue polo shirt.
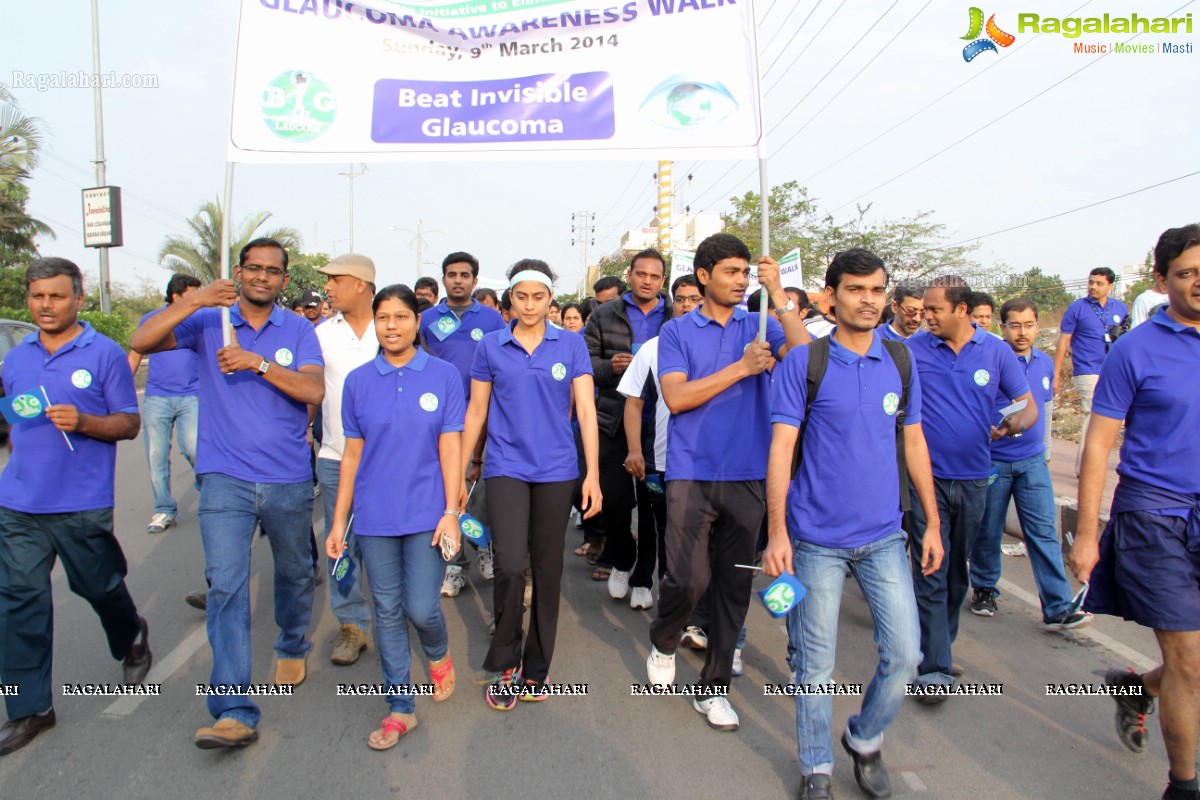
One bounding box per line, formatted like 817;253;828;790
139;308;198;397
1092;308;1200;496
471;322;592;483
659;307;786;482
342;349;465;536
990;347;1054;462
1060;296;1130;376
879;323;907;342
906;326;1029;480
173;304;323;484
0;323;139;513
772;333;922;549
420;299;506;401
623;292;667;345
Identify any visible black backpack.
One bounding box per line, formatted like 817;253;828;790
789;336;913;512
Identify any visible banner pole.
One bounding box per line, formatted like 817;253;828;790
757;157;770;342
221;161;235;348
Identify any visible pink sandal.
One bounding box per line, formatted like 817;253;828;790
430;653;456;702
368;713;415;751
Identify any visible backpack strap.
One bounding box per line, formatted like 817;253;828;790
881;339;913;513
790;336;830;478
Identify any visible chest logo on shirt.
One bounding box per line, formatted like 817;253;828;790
71;369;93;389
973;369;990;387
551;363;567;381
471;328;484;341
1113;314;1121;323
1042;376;1051;391
419;392;439;412
437;317;457;335
882;392;900;416
11;393;43;418
274;348;294;367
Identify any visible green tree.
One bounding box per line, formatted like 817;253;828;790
723;180;819;260
1122;249;1156;306
159;199;301;284
280;251;330;306
994;267;1074;312
0;86;53;266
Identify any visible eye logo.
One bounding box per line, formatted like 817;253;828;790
961;7;1015;62
639;75;739;130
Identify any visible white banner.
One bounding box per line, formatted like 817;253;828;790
229;0;764;162
667;247;799;301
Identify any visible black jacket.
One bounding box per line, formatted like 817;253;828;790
584;294;672;437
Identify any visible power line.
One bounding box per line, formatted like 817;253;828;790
761;0;837;80
758;0;822;71
766;0;899;96
595;162;646;225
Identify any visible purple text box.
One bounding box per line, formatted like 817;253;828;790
372;72;614;144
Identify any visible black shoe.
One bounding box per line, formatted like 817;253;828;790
798;773;833;800
842;734;892;798
1164;780;1200;800
1106;668;1154;753
123;617;153;684
185;591;207;610
970;588;997;617
0;709;55;756
313;567;324;587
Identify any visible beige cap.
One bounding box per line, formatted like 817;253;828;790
318;253;376;283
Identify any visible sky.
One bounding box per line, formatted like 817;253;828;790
6;0;1198;300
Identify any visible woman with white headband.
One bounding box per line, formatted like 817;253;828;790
461;259;602;710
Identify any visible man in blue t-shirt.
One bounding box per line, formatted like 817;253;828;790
968;298;1088;630
764;249;943;800
645;233;809;732
1053;266;1129;475
130;237;325;749
903;276;1037;698
1069;225;1200;800
0;258;151;756
129;273;202;533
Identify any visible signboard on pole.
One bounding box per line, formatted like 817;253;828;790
228;0;765;163
81;186;123;248
747;246;801;297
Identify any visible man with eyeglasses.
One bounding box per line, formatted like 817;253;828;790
130;237;325;749
880;284;924;341
967;298;1090;630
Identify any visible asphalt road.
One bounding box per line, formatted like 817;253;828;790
0;432;1171;800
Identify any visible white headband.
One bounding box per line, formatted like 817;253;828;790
508;270;554;290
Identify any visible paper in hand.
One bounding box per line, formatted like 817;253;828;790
997;398;1028;423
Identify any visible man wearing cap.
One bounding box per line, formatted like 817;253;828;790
420;251;506;597
130;237;324;749
299;289;323;324
313;254;378;665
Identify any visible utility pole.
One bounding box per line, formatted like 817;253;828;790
388;220;446;278
90;0;111;313
338;163;367;250
571;211;595;296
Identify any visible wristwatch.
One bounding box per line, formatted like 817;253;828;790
256;359;271;376
778;299;797;315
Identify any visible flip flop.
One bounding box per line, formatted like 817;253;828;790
591;567;611;581
429;653;455;702
573;544;589;557
368;713;416;751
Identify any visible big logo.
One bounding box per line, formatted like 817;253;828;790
961;7;1016;61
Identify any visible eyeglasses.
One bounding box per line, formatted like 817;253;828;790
240;264;286;278
1002;322;1038;332
674;295;702;305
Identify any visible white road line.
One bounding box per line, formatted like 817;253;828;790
900;771;928;792
103;623;208;716
996;577;1157;671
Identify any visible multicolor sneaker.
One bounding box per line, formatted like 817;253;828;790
1105;668;1155;753
518;679;550;703
485;666;522;711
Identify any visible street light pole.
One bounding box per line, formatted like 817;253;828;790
337;163;367;251
90;0;111;313
388;220;446;279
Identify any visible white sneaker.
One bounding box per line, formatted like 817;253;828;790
572;509;583;529
146;513;175;533
608;568;631;599
680;626;708;650
646;646;675;686
731;648;744;677
440;565;465;597
693;695;740;731
478;543;495;581
629;587;654;610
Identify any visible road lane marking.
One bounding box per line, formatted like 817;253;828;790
103;623;207;716
900;771;928;792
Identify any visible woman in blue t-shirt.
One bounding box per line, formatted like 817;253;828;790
326;284;465;750
462;260;602;709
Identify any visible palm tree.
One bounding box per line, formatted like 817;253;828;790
0;85;45;184
159;199;301;283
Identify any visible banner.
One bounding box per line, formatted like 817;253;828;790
229;0;764;162
667;247;799;307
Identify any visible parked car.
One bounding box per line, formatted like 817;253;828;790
0;318;40;443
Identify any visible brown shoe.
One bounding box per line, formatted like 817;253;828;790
123;617;152;684
330;624;368;666
0;709;55;756
275;657;306;686
194;718;258;749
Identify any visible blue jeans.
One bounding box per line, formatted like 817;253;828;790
142;394;198;517
316;457;371;631
970;455;1073;622
357;534;448;714
905;477;988;687
786;531;921;775
198;473;315;728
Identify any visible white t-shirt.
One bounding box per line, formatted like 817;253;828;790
804;315;835;338
617;337;668;472
315;313;379;461
1129;288;1168;328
